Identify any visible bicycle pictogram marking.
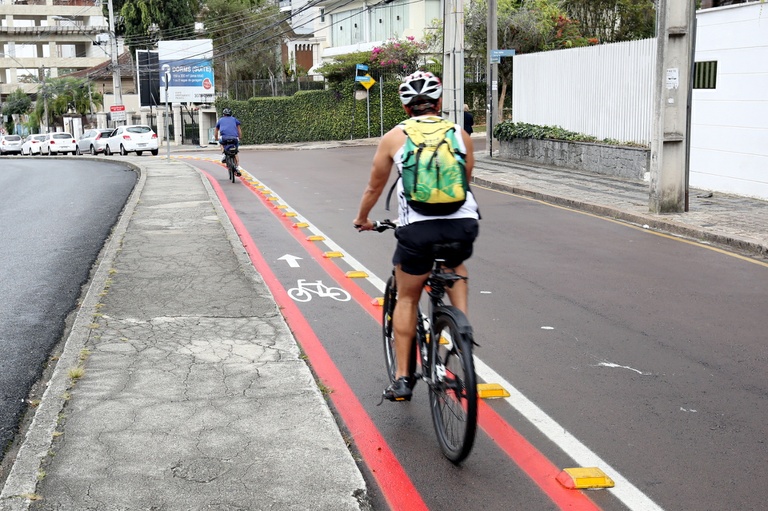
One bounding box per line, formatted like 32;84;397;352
287;279;352;303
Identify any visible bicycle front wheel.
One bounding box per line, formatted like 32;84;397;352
428;306;478;464
382;276;398;383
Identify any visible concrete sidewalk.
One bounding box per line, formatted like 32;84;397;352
471;154;768;260
0;158;370;510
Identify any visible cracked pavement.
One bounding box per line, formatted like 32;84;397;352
0;159;369;511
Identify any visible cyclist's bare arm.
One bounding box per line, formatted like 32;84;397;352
354;128;404;230
461;129;474;182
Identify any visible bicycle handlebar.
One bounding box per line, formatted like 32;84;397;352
373;219;397;232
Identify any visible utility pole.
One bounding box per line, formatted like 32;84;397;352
442;0;464;127
487;0;498;157
164;71;170;161
107;0;123;109
41;66;49;133
649;0;696;213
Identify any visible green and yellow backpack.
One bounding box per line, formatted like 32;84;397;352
389;117;469;216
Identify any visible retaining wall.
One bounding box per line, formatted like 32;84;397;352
498;138;651;181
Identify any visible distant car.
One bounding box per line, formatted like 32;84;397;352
21;134;47;155
0;134;23;155
103;125;159;156
76;128;114;155
41;132;77;155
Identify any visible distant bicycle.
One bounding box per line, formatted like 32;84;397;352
221;137;239;183
374;219;478;463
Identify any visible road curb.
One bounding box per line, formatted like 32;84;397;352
0;162;145;511
472;176;768;260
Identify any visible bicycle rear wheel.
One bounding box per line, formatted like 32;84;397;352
428;306;478;463
226;155;236;183
381;275;416;384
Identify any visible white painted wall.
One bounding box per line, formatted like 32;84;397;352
690;2;768;199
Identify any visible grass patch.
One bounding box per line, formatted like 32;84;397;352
68;367;85;381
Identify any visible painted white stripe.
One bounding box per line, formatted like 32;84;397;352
473;358;664;511
247;177;664;511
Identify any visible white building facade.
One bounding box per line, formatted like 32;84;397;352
689;2;768;199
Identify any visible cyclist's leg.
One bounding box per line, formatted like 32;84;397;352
442;218;479;315
445;263;468;314
392;265;429;380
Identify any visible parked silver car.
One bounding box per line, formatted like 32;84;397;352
21;134;47;155
103;125;159;156
41;132;77;155
0;134;23;155
76;128;114;155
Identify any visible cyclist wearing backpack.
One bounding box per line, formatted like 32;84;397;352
353;71;480;402
215;108;242;176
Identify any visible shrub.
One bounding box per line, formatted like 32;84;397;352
216;80;407;144
493;121;647;147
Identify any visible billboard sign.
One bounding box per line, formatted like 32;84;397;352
136;50;161;107
158;40;215;103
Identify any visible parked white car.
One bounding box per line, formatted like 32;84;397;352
103;125;159;156
41;132;77;155
76;128;114;155
21;134;47;155
0;134;23;155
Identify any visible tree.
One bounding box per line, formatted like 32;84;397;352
201;0;283;92
561;0;656;43
2;88;32;117
370;36;429;77
109;0;201;57
35;77;104;128
462;0;593;122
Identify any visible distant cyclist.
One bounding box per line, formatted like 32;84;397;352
215;108;242;176
353;71;480;402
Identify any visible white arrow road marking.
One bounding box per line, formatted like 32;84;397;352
278;254;302;268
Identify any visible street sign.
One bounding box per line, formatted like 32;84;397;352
110;104;126;121
355;74;372;83
360;74;376;90
355;64;369;71
490;49;516;64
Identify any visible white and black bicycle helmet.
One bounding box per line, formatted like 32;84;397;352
398;71;443;106
222;108;232;116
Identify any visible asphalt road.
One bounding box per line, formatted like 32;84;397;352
194;146;768;511
0;158;136;466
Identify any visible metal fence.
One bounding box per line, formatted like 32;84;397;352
512;38;656;145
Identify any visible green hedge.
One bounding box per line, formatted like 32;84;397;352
216;80;407;144
493;121;648;148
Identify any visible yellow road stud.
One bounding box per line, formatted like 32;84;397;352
371;297;384;306
276;205;288;209
292;223;310;229
324;252;344;258
477;383;511;399
556;468;615;489
267;197;279;202
283;212;297;217
346;271;369;278
306;235;325;241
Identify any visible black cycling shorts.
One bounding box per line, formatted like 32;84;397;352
393;218;479;275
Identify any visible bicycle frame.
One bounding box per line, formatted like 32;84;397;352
416;262;468;384
375;219;478;463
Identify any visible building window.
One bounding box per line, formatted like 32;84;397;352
693;61;717;89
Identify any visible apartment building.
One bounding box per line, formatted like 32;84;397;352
0;0;109;101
